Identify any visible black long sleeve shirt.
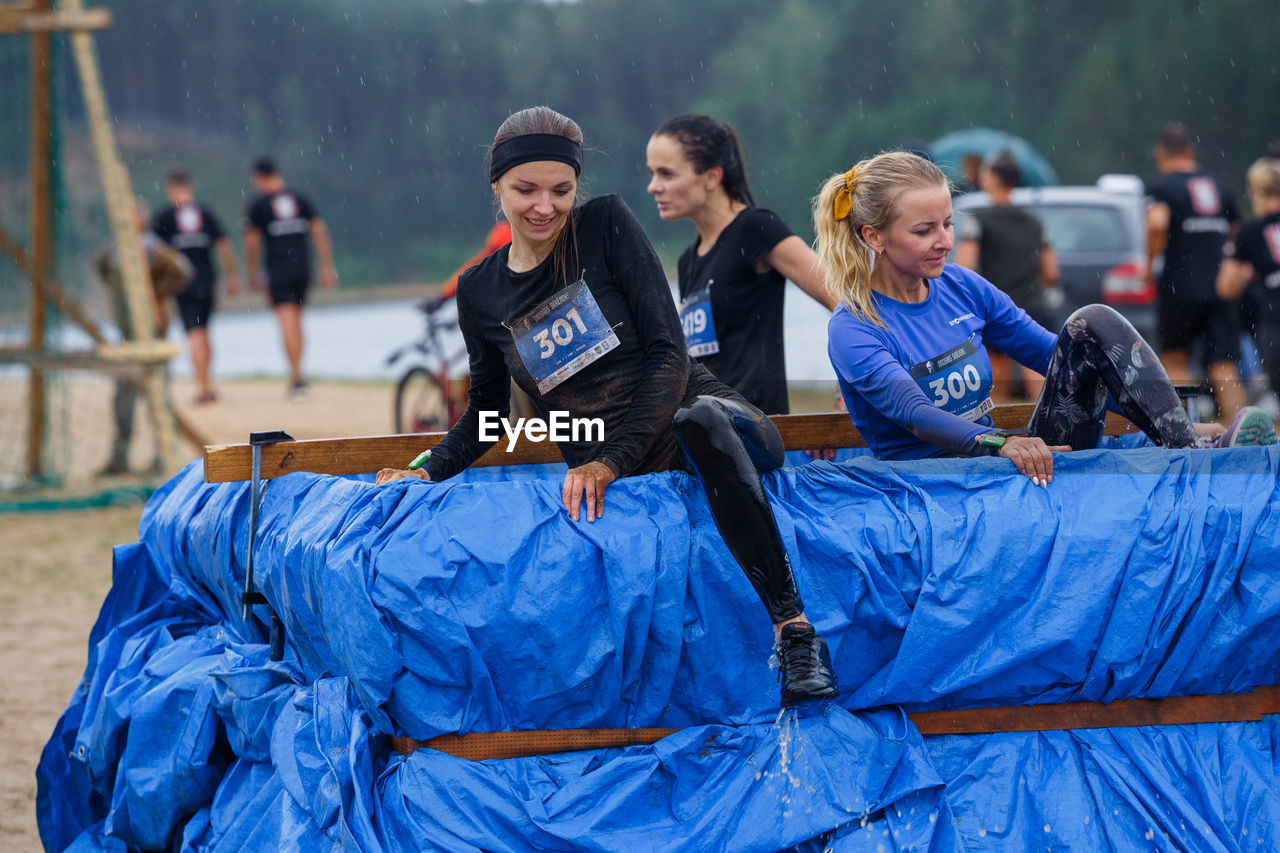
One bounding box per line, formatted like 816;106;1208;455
426;194;730;482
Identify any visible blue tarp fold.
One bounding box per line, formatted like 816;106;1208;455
37;446;1280;850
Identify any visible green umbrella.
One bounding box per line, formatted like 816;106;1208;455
928;127;1059;187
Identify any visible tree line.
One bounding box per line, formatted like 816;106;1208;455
63;0;1280;285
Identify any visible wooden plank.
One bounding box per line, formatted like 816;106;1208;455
0;7;111;32
203;432;559;483
388;687;1280;761
0;345;176;368
96;340;182;362
203;406;1141;484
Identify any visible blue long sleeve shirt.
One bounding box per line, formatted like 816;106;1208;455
828;263;1056;460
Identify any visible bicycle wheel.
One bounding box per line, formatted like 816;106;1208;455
395;367;450;434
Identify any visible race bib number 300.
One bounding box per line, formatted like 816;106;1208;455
511;279;620;394
679;289;719;357
909;339;994;422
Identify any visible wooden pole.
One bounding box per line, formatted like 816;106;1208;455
25;0;51;478
64;0;181;472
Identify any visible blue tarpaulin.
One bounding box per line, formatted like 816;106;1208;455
37;445;1280;851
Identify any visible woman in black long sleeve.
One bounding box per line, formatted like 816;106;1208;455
378;106;836;706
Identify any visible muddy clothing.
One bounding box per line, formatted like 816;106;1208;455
152;202;227;329
427;194;737;482
94;232;192;338
1028;304;1200;451
677;207;794;414
94;232;190;471
426;193;808;625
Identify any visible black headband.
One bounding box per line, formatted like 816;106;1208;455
489;133;583;183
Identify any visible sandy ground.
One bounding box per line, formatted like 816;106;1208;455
0;376;838;850
0;375;399;850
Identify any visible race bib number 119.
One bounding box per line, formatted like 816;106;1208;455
679;289;719;357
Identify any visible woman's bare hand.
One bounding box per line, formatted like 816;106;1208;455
998;435;1071;486
562;461;617;522
375;467;431;485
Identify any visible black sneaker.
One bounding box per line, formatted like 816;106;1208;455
777;622;839;707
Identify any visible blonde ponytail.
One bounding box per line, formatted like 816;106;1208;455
813;150;950;327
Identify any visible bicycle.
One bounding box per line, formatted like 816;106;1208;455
387;297;537;434
387;298;470;434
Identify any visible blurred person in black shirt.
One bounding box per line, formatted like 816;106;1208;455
151;169;240;404
1146;122;1245;420
243;158;338;397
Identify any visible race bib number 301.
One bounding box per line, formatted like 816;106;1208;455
679;289;719;358
909;339;994;422
510;279;620;394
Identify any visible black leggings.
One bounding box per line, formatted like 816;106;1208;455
672;396;803;624
1028;304;1201;449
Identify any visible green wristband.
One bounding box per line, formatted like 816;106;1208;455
977;434;1006;453
408;449;432;470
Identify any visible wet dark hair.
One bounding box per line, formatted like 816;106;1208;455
166;168;192;186
982;150;1022;189
1156;123;1195;156
252;157;278;177
654;114;755;207
488;106;585;289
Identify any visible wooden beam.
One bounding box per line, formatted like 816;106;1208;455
0;343;176;366
26;0;51;477
95;340;182;362
0;7;111;33
388;686;1280;761
202;406;1141;484
0;221;28;269
65;0;181;473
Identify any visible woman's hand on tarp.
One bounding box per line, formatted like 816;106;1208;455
562;461;617;523
998;435;1070;487
375;467;432;485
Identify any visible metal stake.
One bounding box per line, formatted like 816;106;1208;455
242;429;294;660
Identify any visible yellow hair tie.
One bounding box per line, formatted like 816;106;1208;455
832;166;860;221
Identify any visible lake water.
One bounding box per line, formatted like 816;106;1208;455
148;286;841;385
28;284;838;385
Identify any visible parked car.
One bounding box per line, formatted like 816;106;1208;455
952;174;1157;345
